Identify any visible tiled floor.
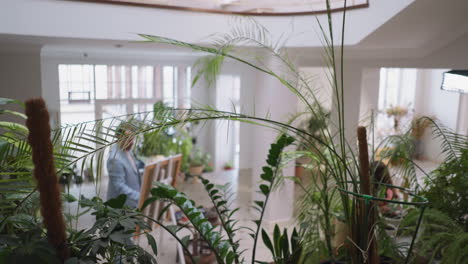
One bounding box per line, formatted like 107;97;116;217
65;159;441;263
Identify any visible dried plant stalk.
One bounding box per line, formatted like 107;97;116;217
25;98;69;262
356;126;379;264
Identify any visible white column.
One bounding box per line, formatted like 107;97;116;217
359;68;381;124
456;94;468;136
331;62;364;148
251;55;298;223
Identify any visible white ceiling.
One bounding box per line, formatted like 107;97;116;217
88;0;367;14
0;0;412;48
2;0;468;64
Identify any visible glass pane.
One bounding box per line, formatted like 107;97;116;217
95;65;108;100
145;66;154;99
185;66;192;108
102;104;127;120
132;66;138;99
163;66;174;106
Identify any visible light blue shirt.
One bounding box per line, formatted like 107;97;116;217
106;145;143;208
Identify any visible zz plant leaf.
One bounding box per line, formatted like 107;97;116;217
148;182;237;264
260;225;303;264
200;177;242;264
251;134;295;263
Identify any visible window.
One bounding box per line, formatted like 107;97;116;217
378;68;417;110
58;64;191;125
377;68;417;136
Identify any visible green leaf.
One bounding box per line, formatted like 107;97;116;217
259;184;270;195
165;225;180;234
119;218;138;232
0;121;28;135
62;193;77;203
226;251;236;264
109;230;131;244
0;109;27;119
262;229;275;257
217;200;227;207
254;200;264;208
262;166;273;177
174;196;188;205
260;172;273;182
146;233;158;256
291;228;299;250
0;98;24;107
273;224;281;258
104;194;127;209
141;197;158;210
281;229;290;260
181;235;191;247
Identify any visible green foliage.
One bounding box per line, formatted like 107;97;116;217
296;158;341;262
399;208;467;263
259;225;303;264
189;147;211;167
139;101;193;172
0;194;156;264
145;182;236;264
69;194;156;264
421;149;468;230
200;177;242;263
297;102;330;152
251;134;295;262
0;227;60;264
376;133;418;190
141;135;294;264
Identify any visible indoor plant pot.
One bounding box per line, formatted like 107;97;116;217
189;165;204;176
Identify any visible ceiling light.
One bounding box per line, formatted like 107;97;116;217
441;70;468;94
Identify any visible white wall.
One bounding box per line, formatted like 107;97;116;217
414;68;460;162
0;48;42;123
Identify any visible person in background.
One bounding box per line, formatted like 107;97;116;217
107;121;144;208
372;161;401;216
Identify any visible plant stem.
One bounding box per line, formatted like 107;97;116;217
251;163;282;263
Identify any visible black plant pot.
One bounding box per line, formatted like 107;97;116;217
320;261;346;264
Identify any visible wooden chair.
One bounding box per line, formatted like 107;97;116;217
136;155;185;263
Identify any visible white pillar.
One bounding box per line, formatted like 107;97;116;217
359;68;381;124
251;55;297;223
331;62;364;148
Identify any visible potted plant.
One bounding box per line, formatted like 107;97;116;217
223;161;234;170
410;116;432;160
189;148;210;176
295;103;330;180
139;101;193;169
385;105;408;131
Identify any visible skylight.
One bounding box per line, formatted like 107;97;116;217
86;0;368;15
